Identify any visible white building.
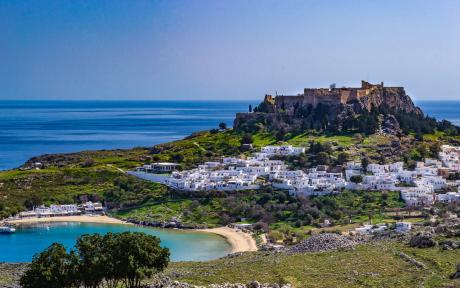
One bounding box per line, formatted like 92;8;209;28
131;144;460;208
260;145;305;156
437;192;460;203
17;202;102;218
395;222;412;233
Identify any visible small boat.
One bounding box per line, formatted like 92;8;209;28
0;226;16;234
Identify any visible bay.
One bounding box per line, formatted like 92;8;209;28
0;222;231;262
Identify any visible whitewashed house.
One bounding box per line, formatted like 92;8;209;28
437;192;460;203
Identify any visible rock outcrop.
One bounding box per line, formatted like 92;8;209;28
409;232;437;248
451;262;460;279
285;233;357;253
234;81;422;135
147;277;291;288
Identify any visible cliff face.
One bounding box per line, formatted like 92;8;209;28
234;81;423;134
355;86;422;115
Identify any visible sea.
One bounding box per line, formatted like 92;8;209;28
0;100;255;170
0;100;458;171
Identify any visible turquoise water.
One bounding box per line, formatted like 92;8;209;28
0;222;231;262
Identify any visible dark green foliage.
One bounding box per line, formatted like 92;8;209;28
308;141;332;154
316;152;330;165
20;233;170;288
218;122;227;130
275;128;286;141
254;101;272;113
23;195;42;210
76;234;107;288
242;133;253;144
361;157;369;173
112;232;170;288
336;152;349;165
20;243;79;288
159;188;403;229
350;175;363;184
294;103;334;132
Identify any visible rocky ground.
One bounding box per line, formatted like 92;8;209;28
0;263;27;288
148;277;290;288
0;263;290;288
284;233;358;253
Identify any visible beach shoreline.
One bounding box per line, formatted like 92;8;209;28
5;215;257;254
198;226;258;253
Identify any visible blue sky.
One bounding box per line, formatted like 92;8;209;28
1;0;459;100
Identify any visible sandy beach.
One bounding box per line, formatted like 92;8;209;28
6;215;128;225
199;226;258;253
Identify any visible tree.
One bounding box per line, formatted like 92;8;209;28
242;133;253;144
316;152;330;165
249;104;252;112
112;232;170;288
20;233;170;288
219;122;227;130
75;234;106;288
275;128;285;141
361;157;369;173
24;194;42;210
337;152;349;165
171;153;184;163
252;221;268;232
20;243;79;288
350;175;363;184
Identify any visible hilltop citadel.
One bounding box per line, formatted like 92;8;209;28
264;81;416;112
234;81;423;134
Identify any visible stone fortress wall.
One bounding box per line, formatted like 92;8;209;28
272;81;386;107
264;81;415;115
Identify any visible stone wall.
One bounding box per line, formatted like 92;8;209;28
264;82;420;116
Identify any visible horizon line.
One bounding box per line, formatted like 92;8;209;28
0;98;458;102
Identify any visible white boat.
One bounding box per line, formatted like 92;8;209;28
0;226;16;234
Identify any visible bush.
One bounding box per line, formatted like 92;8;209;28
268;230;283;242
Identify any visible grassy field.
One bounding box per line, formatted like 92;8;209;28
166;241;460;288
2;240;460;287
252;131;357;148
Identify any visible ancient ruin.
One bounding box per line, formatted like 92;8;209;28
234;81;423;134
